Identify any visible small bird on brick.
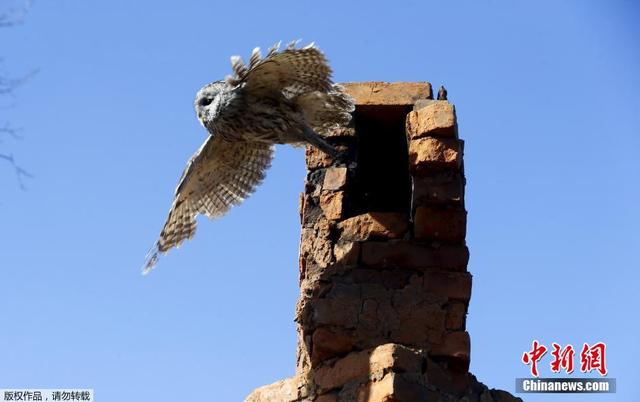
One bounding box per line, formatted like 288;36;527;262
142;41;354;274
437;85;448;101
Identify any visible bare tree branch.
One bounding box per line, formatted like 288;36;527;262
0;153;33;190
0;123;22;141
0;0;32;27
0;68;38;95
1;0;35;190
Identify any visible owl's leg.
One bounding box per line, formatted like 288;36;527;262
301;125;338;157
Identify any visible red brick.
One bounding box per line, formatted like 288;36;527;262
244;376;307;402
316;393;338;402
408;137;463;172
299;219;334;279
414;206;467;242
314;344;422;391
394;303;446;345
412;171;465;205
312;327;356;363
357;373;395;402
298;192;305;224
338;213;408;241
320;191;345;221
306;145;334;169
323;167;348;190
313;297;360;328
445;302;467;330
361;241;469;271
300;194;323;228
343;82;432;106
357;373;429;402
423;272;472;302
392;274;438;308
406;101;457;139
333;241;360;266
431;331;471;368
423;358;454;393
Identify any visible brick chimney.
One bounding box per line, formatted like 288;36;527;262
246;82;521;402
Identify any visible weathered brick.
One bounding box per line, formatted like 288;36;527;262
301;194;322;228
358;297;384;334
312;327;356;364
315;392;338;402
314;344;422;391
326;282;361;300
313;298;360;328
423;272;472;302
343;81;432;105
306;146;334;170
353;300;401;346
392;275;431;308
413;98;437;110
306;168;325;192
357;373;395;402
423;358;454;393
298;192;305;224
369;344;423;374
357;373;429;402
314;350;369;391
244;376;307;402
412;171;465;205
445;302;467;330
408;137;463;172
323;167;348;190
338;213;408;241
394;303;446;345
320;191;345;221
431;331;471;367
333;241;360;266
361;241;469;271
406;101;457;139
299;219;334;279
414;205;467;242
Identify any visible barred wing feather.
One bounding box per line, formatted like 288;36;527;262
143;135;273;274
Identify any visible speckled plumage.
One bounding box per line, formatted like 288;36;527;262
143;41;354;274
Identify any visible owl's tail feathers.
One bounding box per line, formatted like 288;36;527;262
296;84;354;158
142;199;197;275
297;85;355;135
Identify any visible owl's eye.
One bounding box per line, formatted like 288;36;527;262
200;97;213;106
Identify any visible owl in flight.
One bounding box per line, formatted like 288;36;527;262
143;41;354;274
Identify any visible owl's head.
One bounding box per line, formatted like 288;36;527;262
194;80;227;128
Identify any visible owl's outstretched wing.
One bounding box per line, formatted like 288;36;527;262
143;135;274;274
226;41;333;98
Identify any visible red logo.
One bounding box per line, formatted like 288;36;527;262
580;342;608;376
522;341;608;377
550;343;575;374
522;340;548;377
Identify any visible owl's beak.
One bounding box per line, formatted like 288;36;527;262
197;113;206;129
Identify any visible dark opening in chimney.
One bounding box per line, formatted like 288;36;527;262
352;105;413;215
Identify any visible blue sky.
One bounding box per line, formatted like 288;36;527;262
1;1;638;401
